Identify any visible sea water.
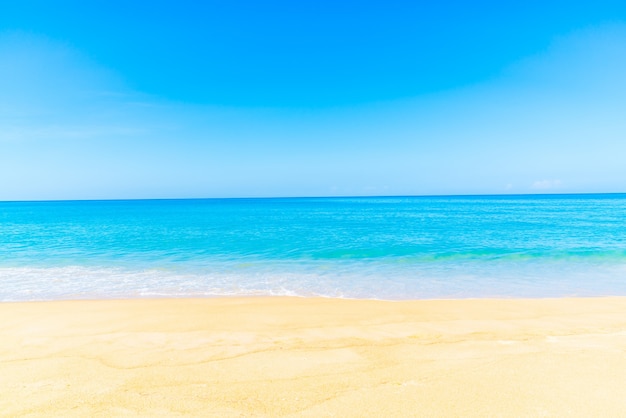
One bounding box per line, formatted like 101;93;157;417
1;194;626;301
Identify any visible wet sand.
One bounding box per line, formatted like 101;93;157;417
2;296;626;417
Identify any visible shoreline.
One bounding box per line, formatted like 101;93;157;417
5;291;626;303
2;296;626;416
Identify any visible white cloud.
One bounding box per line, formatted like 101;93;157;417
531;179;562;190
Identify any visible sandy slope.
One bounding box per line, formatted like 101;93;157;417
1;297;626;417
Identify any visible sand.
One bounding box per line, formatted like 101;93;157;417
1;296;626;417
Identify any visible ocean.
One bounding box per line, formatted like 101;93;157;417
1;194;626;301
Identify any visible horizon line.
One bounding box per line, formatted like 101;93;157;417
1;191;625;204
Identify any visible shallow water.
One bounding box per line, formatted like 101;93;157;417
1;195;626;301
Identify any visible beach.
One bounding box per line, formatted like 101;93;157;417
2;296;626;416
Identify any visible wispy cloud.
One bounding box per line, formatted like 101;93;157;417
0;125;149;142
531;179;562;190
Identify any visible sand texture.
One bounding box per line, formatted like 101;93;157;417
1;296;626;417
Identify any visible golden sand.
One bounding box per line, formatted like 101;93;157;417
1;296;626;417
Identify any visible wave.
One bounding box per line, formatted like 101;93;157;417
2;258;626;302
309;248;626;262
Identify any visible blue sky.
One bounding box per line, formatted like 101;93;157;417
1;1;626;199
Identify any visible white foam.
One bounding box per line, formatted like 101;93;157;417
2;260;626;302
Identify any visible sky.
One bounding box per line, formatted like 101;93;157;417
1;1;626;200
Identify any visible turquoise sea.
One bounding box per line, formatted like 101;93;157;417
1;194;626;301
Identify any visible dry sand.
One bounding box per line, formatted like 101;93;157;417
1;296;626;417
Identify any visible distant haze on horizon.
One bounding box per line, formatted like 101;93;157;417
1;1;626;200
